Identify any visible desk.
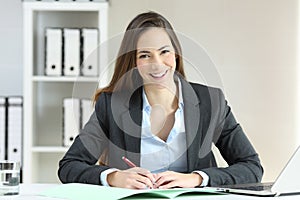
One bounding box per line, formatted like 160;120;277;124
0;184;300;200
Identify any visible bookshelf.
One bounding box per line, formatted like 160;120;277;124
22;1;108;183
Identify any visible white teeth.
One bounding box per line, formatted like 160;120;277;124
151;70;167;78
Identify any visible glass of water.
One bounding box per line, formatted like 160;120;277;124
0;161;20;196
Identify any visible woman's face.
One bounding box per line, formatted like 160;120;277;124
136;28;176;89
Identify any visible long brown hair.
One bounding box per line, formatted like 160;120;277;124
94;11;186;102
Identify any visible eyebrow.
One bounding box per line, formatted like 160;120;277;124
137;45;171;54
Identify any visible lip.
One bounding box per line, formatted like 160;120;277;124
149;69;168;79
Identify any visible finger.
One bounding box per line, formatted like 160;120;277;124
128;167;151;175
155;172;175;186
149;174;158;189
129;167;156;183
123;173;149;189
140;172;156;184
155;171;172;180
135;174;154;189
126;168;156;187
158;180;178;189
131;179;149;190
155;176;173;187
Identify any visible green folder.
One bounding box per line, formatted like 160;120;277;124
40;183;223;200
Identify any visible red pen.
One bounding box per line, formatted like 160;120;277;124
122;156;137;168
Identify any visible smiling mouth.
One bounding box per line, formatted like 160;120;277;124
150;70;168;78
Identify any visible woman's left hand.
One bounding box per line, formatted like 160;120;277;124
154;171;202;189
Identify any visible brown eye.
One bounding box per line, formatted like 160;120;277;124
139;54;150;59
161;50;170;54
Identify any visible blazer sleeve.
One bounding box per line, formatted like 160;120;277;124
201;89;264;186
58;94;110;185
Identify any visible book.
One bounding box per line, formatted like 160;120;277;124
40;183;223;199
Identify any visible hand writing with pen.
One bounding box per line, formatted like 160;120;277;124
106;157;203;189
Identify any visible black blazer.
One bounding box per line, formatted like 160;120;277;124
58;79;263;186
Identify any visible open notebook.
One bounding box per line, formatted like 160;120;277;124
40;183;223;200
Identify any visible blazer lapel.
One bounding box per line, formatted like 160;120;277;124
181;79;202;171
120;87;143;166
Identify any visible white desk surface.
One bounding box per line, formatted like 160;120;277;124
0;184;300;200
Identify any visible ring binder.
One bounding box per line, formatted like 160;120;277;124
81;28;99;76
7;97;23;165
0;97;6;160
45;28;63;76
63;98;80;146
63;28;80;76
80;99;94;129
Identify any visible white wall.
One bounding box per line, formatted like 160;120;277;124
0;0;299;182
108;0;300;182
0;0;23;95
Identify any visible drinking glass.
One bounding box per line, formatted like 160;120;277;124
0;161;20;196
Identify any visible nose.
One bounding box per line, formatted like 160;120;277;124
152;53;163;65
149;54;164;71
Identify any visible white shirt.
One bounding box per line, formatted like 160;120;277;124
140;80;187;173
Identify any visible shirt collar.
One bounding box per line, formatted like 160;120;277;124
142;78;184;112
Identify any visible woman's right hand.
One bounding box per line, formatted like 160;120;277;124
107;167;156;189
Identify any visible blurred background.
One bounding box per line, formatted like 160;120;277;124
1;0;299;182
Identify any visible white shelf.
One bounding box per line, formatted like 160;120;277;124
23;1;108;184
33;76;99;82
31;146;69;153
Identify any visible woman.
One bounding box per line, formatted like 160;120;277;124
58;11;263;189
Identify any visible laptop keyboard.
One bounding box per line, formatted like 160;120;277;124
219;182;274;191
234;184;273;191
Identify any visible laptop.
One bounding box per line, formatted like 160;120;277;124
211;146;300;197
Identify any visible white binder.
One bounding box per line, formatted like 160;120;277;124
63;98;80;146
7;97;23;165
80;99;94;129
45;28;62;76
81;28;99;76
0;97;6;160
63;28;80;76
